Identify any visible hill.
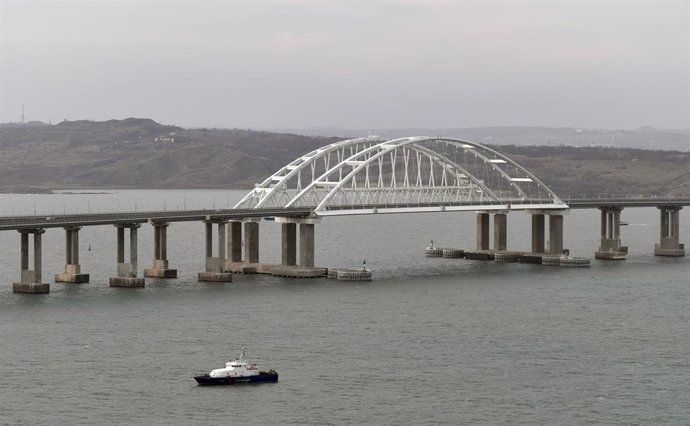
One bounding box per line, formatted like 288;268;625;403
0;118;688;197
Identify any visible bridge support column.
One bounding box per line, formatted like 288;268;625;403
282;223;297;266
300;223;315;267
244;221;260;264
13;228;49;293
145;222;177;278
110;224;145;287
199;220;232;282
493;213;507;252
531;213;545;253
228;221;243;262
546;212;565;255
476;212;490;251
55;226;89;283
654;206;685;256
595;207;628;260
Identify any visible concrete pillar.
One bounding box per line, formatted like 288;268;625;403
244;221;260;264
154;223;161;260
56;226;89;283
145;222;177;278
71;228;79;265
655;206;685;256
199;220;232;282
20;231;29;271
33;231;42;283
117;226;125;263
282;223;297;266
110;224;145;288
548;214;563;255
493;213;507;252
65;228;73;265
160;224;167;261
476;212;490;251
205;222;213;258
217;221;226;262
531;213;545;253
596;207;627;260
299;223;315;267
130;226;138;274
228;221;243;263
13;228;49;294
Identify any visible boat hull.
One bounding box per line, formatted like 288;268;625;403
194;372;278;386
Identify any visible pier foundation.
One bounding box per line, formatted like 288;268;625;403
109;224;145;288
654;206;685;256
144;222;177;278
595;207;628;260
55;226;89;283
13;228;49;293
198;220;232;282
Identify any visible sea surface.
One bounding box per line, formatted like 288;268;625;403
0;190;688;425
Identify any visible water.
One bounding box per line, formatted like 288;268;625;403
1;190;688;425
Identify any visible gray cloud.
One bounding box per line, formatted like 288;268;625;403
1;0;688;129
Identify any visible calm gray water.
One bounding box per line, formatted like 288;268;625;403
1;190;688;425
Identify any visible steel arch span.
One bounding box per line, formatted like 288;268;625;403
235;136;568;215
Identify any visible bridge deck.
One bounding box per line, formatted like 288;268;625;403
565;198;690;209
0;208;314;231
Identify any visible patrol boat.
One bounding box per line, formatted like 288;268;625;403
194;348;278;385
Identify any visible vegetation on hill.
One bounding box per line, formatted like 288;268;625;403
0;118;688;197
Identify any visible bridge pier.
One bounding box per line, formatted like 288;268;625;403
300;223;315;267
595;207;628;260
547;212;565;254
228;221;243;262
654;206;685;256
110;224;145;287
199;220;232;282
531;213;545;253
493;212;507;252
476;212;490;251
144;222;177;278
55;226;89;283
244;221;260;264
282;222;297;266
13;228;49;293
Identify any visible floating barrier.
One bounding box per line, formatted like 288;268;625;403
334;269;373;281
494;251;520;262
464;251;494;261
425;248;445;257
559;256;591;267
541;255;561;266
442;249;464;258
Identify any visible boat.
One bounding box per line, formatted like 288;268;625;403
194;347;278;385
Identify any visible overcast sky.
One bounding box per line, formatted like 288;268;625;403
1;0;688;130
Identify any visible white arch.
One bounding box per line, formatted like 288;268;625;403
236;136;567;215
234;136;384;209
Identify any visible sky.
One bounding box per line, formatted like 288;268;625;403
0;0;688;130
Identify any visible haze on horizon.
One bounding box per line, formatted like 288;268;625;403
1;0;688;131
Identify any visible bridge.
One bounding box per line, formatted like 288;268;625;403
1;136;686;293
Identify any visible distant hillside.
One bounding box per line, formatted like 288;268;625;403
0;118;688;197
271;126;690;151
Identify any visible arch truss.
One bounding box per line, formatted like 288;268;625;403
235;136;567;215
